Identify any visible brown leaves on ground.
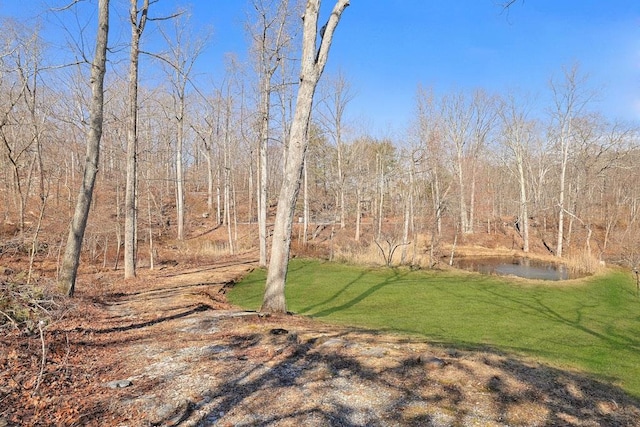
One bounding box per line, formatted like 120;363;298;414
2;253;640;426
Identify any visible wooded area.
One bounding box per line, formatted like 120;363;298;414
1;1;639;307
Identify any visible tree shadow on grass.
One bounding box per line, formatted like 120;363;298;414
297;269;369;315
469;284;640;394
476;284;640;352
302;268;411;318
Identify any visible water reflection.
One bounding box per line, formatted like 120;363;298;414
452;257;579;281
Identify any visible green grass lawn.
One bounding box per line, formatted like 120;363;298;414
228;259;640;397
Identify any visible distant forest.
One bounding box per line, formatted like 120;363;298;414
2;1;639;286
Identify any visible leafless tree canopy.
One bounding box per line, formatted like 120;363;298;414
0;0;638;303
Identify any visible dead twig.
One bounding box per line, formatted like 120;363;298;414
33;320;47;395
0;308;18;329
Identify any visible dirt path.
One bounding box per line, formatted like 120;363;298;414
3;254;640;426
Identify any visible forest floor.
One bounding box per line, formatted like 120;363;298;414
2;252;640;426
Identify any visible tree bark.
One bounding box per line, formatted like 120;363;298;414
176;95;185;240
354;186;361;241
303;156;309;244
59;0;109;296
258;81;269;265
376;152;384;240
224;93;235;254
261;0;349;313
517;153;530;252
124;0;149;279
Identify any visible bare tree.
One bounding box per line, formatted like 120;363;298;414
248;0;297;267
442;89;496;235
414;86;450;265
124;0;150;279
350;137;371;242
317;70;355;229
220;81;237;254
548;65;593;258
261;0;349;313
0;21;45;233
59;0;109;296
498;92;536;252
191;97;217;215
373;140;395;240
157;13;209;240
400;147;418;264
441;91;473;234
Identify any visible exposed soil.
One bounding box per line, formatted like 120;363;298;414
2;253;640;426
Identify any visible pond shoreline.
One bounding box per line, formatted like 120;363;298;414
450;255;583;280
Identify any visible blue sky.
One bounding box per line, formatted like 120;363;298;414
167;0;640;134
2;1;638;135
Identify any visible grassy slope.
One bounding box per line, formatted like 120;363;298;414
229;259;640;397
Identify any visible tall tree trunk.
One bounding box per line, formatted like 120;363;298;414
401;162;414;264
146;169;155;270
433;171;442;237
337;128;345;229
550;65;592;258
303;156;309;244
114;183;122;270
376;153;384;240
216;162;222;225
159;16;207;240
354;186;361;242
124;0;149;279
469;169;476;233
517;158;530;252
59;0;109;296
224;97;234;254
247;150;253;223
250;0;293;266
319;71;352;229
556;151;567;257
261;0;349;313
176;97;185;240
455;149;468;234
258;80;269;266
205;150;213;211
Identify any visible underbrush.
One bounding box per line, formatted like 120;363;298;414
564;250;606;275
0;271;62;334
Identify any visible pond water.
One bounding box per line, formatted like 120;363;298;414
453;257;581;281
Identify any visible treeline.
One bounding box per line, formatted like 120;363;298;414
1;1;639;282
